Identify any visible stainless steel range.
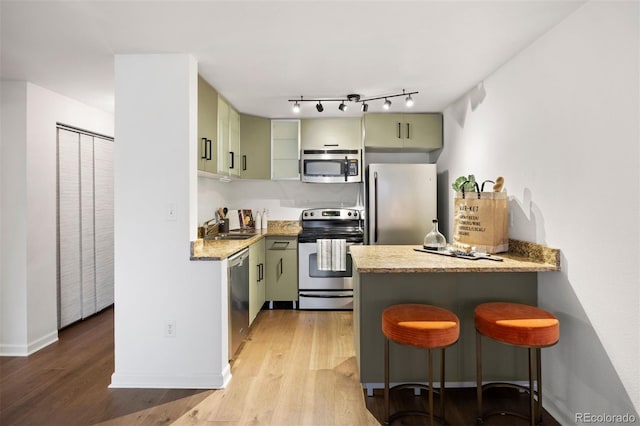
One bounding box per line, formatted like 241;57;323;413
298;208;364;310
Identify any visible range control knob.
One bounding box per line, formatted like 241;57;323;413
304;212;308;217
348;212;352;216
310;212;314;216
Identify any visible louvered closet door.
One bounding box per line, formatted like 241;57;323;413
94;136;114;311
80;134;96;318
57;129;82;328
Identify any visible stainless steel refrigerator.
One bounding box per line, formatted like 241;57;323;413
367;163;437;245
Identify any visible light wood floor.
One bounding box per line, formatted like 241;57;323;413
1;307;559;425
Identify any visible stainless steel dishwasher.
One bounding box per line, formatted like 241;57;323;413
228;248;249;359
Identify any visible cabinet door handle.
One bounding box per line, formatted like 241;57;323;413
229;151;235;169
324;144;339;147
242;155;247;171
259;263;264;281
279;258;283;275
272;241;290;250
201;138;208;159
206;139;212;160
397;122;401;139
257;264;261;281
406;123;410;140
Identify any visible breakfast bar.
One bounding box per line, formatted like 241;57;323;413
350;240;560;395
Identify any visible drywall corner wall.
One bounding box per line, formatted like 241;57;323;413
1;82;28;355
111;54;228;388
0;81;113;355
438;1;639;421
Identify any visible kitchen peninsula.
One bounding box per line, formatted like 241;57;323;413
350;240;560;395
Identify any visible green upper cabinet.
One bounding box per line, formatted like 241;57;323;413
197;76;218;173
363;113;443;151
271;119;300;180
240;114;271;180
300;118;362;151
217;97;241;176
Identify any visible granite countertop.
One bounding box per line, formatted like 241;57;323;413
350;239;560;273
190;220;301;260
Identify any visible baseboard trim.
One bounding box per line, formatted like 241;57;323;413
0;331;58;357
109;363;232;389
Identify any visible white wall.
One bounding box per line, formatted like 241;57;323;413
0;81;113;355
437;1;639;422
198;178;362;225
111;54;229;389
1;82;28;354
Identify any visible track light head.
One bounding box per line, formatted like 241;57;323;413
316;102;324;112
338;101;347;112
383;98;391;110
292;101;300;113
361;103;369;112
405;94;414;107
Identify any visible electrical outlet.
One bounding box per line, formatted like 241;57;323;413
167;203;177;221
165;320;176;337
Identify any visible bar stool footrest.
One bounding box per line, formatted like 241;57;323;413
482;381;538;398
480;409;539;425
388;410;448;426
390;382;442;398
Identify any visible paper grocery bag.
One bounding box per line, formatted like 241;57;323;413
453;191;508;253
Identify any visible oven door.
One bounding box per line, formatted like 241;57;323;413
298;242;360;290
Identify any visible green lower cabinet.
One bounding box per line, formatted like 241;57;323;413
249;238;266;325
265;237;298;302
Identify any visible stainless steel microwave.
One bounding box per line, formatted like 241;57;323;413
301;149;361;183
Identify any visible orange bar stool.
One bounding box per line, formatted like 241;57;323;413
382;304;460;425
475;302;560;426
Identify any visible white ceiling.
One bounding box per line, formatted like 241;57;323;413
1;0;585;118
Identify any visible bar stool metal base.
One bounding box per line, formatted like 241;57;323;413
384;338;449;426
476;330;543;426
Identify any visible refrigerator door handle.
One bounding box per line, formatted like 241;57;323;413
373;171;378;243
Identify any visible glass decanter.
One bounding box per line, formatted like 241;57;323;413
423;219;447;251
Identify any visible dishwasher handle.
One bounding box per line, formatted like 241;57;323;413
228;248;249;267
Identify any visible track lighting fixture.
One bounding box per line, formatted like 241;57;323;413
288;89;417;113
405;94;414;107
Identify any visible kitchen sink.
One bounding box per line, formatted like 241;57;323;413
206;233;257;241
